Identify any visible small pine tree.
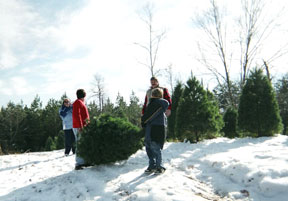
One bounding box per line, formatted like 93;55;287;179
275;74;288;135
175;75;223;142
168;81;183;140
222;107;239;138
238;68;283;137
127;91;142;127
114;93;128;119
77;114;143;165
45;136;56;151
55;130;65;150
102;98;114;115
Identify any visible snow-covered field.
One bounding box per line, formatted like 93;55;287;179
0;135;287;201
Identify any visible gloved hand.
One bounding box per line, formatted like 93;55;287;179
141;122;146;128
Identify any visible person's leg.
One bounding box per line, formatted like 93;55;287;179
150;141;162;168
64;130;70;155
151;141;165;173
65;129;74;155
73;128;85;167
71;130;76;154
145;142;156;169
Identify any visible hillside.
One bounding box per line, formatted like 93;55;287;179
1;135;287;201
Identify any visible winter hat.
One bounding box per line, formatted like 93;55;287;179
150;76;158;82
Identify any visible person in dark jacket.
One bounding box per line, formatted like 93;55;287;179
142;76;172;117
141;88;169;174
59;98;75;156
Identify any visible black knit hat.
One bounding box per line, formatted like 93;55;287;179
150;76;158;82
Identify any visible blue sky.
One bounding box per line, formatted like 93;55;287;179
0;0;287;108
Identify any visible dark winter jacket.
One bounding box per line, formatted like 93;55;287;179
142;87;171;115
141;98;169;149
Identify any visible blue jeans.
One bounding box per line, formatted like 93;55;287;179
145;141;162;169
73;128;85;166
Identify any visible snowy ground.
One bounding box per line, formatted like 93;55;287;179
0;134;287;201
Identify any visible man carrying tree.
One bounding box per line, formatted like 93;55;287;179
142;76;172;117
72;89;90;170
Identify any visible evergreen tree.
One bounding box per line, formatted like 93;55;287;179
222;107;239;138
102;98;114;115
0;107;6;154
0;101;26;152
77;114;143;165
238;68;283;137
87;101;101;119
175;75;223;142
114;93;128;119
127;91;142;127
55;130;65;150
20;95;44;151
42;98;62;142
275;74;288;135
60;93;69;101
167;81;183;140
45;136;56;151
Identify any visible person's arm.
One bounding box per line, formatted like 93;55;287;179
80;104;90;127
59;106;69;118
141;95;148;115
163;88;172;116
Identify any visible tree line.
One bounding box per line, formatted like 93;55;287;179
168;69;288;142
0;70;288;154
0;92;142;154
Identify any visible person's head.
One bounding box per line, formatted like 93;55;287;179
76;89;86;99
62;98;71;107
151;88;163;99
150;76;159;89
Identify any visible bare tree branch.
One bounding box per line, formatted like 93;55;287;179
91;73;105;112
135;2;166;77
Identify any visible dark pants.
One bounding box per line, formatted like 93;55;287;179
64;129;75;155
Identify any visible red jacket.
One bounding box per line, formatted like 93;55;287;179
72;99;89;128
142;87;172;115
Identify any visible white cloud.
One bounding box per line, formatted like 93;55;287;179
0;76;34;96
0;0;288;107
0;49;19;69
0;1;36;69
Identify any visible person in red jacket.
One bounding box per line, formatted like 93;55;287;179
142;76;172;117
72;89;90;170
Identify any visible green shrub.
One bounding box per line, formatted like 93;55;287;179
55;130;65;150
222;107;239;138
45;136;56;151
77;114;143;165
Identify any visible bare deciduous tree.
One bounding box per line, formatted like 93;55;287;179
165;64;174;95
194;0;287;107
91;74;105;112
135;3;166;77
237;0;285;86
194;0;234;106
